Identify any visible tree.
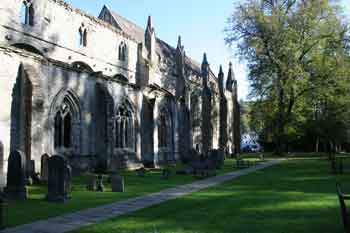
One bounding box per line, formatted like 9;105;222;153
226;0;350;154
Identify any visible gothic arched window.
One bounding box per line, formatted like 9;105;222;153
115;102;134;149
20;2;27;24
21;1;34;26
83;29;88;47
118;42;127;61
54;102;72;149
79;24;87;47
158;112;169;148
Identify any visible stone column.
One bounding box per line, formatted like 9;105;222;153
201;87;212;156
116;118;120;147
135;96;142;161
218;66;228;155
200;54;213;156
122;119;126;148
10;64;32;175
153;101;159;167
173;105;180;161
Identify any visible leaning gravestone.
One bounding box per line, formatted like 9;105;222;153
96;175;104;192
65;164;72;194
111;173;124;192
40;154;50;182
4;150;27;200
47;155;70;202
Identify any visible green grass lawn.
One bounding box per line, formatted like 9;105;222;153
4;158;240;228
72;157;350;233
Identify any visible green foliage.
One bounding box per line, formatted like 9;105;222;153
226;0;350;153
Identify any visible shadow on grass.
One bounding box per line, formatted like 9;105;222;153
73;158;347;233
4;159;241;228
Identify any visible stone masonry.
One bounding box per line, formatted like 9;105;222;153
0;0;241;181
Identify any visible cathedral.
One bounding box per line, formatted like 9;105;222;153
0;0;240;177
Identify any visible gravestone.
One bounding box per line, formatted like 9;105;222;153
47;155;70;202
86;174;97;191
111;174;124;192
4;150;27;200
96;175;104;192
31;172;41;185
65;164;72;194
26;177;33;186
40;154;50;182
259;154;265;161
28;160;35;177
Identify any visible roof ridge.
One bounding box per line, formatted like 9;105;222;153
108;8;145;33
73;2;205;75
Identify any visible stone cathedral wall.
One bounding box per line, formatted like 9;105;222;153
0;0;239;182
0;0;139;81
0;47;145;174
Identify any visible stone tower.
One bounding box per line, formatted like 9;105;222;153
141;15;156;87
175;36;186;100
227;63;241;154
175;36;192;161
226;62;234;92
201;53;213;156
145;16;156;63
218;66;228;154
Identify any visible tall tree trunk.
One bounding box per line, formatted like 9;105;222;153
315;137;319;153
328;140;334;160
275;79;285;155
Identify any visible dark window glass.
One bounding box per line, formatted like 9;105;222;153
54;103;72;149
115;104;134;149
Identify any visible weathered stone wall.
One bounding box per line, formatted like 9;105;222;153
190;87;202;149
211;91;220;149
0;0;139;81
0;47;145;173
0;48;23;174
0;0;239;180
225;92;235;154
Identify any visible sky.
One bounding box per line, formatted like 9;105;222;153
65;0;350;100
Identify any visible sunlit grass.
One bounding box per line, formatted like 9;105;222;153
73;157;350;233
4;158;242;228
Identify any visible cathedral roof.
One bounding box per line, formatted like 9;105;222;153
107;9;145;43
105;7;202;74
